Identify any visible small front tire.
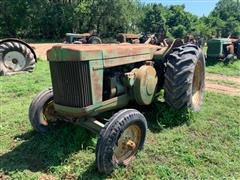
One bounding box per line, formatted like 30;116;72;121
29;89;58;133
96;109;147;174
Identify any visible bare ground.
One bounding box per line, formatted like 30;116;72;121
30;43;240;97
30;43;61;60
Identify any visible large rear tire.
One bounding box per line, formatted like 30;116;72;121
0;41;36;75
164;44;205;112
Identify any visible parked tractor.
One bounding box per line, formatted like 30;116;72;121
207;38;240;60
65;33;102;44
117;33;160;45
116;33;141;44
29;40;205;173
0;38;36;76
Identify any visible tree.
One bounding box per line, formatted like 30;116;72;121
141;4;167;33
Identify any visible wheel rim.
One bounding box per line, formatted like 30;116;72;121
40;100;55;126
3;51;27;71
114;124;142;165
192;60;203;108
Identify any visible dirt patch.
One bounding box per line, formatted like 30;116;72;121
30;43;61;60
206;73;240;84
205;82;240;96
205;73;240;96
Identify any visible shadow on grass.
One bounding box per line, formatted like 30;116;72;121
139;101;194;133
0;103;193;178
205;57;236;67
205;58;220;67
0;123;101;176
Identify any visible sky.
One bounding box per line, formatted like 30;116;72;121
141;0;219;16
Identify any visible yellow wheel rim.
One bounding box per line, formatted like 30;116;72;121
41;100;55;126
192;60;203;107
114;124;142;165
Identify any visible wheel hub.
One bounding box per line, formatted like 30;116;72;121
114;124;141;165
41;100;56;126
3;51;26;71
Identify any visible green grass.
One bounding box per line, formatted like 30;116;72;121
203;46;240;76
206;59;240;77
0;60;240;179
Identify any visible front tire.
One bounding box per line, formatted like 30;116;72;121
96;109;147;174
164;44;205;111
0;41;36;75
29;89;58;133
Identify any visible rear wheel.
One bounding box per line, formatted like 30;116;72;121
96;109;147;174
29;89;58;133
164;44;205;111
88;36;102;44
0;41;36;75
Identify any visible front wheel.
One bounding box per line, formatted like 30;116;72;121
96;109;147;174
29;89;59;133
164;44;205;111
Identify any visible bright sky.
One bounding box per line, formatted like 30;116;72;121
141;0;219;16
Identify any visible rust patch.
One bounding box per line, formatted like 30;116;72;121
47;44;159;62
119;33;139;39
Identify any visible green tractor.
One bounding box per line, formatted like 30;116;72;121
29;41;205;173
0;38;36;76
207;38;240;60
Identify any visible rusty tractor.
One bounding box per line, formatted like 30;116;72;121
29;40;205;173
65;33;102;44
117;33;160;45
0;38;36;76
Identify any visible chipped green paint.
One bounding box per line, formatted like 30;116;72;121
54;94;130;118
89;59;104;103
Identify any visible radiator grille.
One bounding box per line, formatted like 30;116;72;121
49;61;92;108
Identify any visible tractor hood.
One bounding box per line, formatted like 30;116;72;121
47;44;159;67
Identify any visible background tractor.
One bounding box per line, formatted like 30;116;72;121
29;40;205;174
65;32;102;44
207;37;240;61
116;33;163;45
0;38;36;76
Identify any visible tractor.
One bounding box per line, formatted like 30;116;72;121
116;33;141;44
65;33;102;44
116;33;161;45
29;40;205;173
207;37;240;60
0;38;36;76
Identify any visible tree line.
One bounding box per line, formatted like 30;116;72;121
0;0;239;40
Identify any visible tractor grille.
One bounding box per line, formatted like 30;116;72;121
49;61;92;108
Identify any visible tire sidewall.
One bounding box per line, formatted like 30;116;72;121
29;90;54;133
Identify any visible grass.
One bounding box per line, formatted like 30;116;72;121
0;60;240;179
206;58;240;77
203;46;240;77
